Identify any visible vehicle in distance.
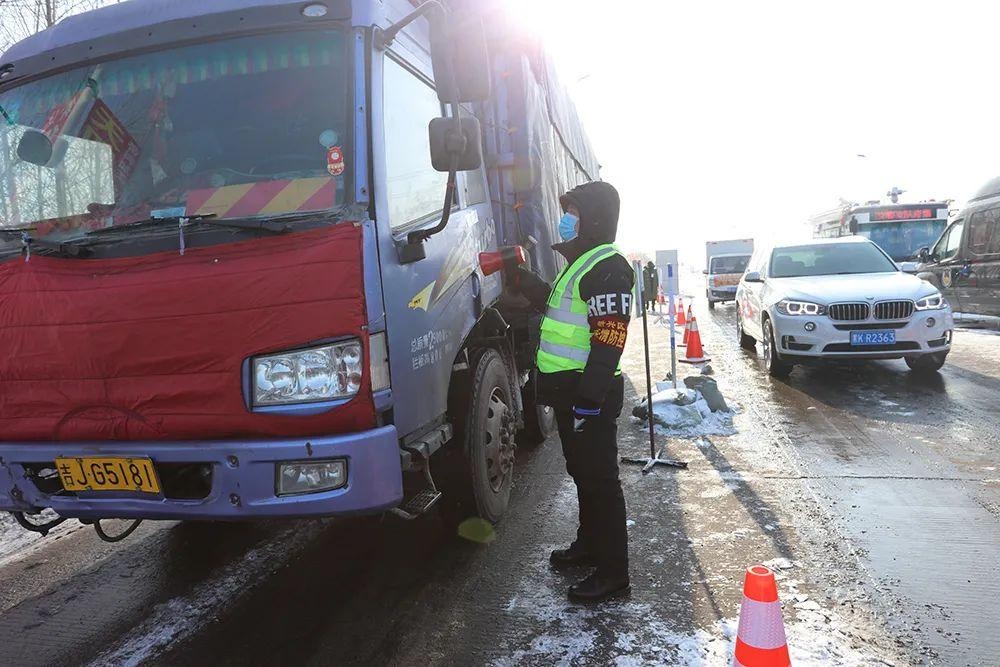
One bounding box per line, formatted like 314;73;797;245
736;237;953;377
704;238;753;309
917;175;1000;318
810;199;949;272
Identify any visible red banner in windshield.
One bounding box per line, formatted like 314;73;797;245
80;99;141;194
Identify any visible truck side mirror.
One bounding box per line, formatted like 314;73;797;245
430;12;491;103
744;271;763;283
702;269;709;275
917;246;930;263
428;115;482;172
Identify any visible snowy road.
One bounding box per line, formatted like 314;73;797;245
0;304;997;665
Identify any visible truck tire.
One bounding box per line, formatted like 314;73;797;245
519;400;556;446
444;348;515;524
708;300;716;310
905;352;947;374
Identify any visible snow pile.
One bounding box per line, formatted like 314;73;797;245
632;381;737;438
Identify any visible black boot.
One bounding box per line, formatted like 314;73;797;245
567;571;631;602
549;543;594;569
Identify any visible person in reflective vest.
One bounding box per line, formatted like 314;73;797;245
509;181;634;602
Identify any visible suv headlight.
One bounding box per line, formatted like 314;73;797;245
914;293;945;310
253;339;362;406
775;299;826;316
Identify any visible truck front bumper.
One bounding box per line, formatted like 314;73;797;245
0;426;403;520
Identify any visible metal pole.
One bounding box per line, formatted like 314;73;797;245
640;283;656;459
667;263;677;391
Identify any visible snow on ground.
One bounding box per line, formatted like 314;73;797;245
0;511;83;566
496;551;886;666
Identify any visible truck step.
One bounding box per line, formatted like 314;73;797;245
401;489;442;517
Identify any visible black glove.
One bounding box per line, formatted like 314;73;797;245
508;266;551;310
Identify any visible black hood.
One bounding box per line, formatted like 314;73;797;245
554;181;620;261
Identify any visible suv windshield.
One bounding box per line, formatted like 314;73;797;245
710;255;750;274
0;29;349;247
770;242;897;278
860;220;946;261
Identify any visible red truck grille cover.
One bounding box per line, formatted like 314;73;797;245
0;224;374;441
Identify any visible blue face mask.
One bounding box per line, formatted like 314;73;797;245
558;213;579;241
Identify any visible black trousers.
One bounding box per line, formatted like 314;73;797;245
555;403;629;578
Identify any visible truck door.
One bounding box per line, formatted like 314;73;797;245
962;206;1000;316
926;219;965;312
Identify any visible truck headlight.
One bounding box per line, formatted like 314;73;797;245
914;293;944;310
253;340;362;406
775;300;826;316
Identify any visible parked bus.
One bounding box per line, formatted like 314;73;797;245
810;200;950;271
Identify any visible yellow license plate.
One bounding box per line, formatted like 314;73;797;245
54;457;161;494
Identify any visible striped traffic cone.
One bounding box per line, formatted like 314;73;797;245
680;314;692;347
679;317;710;363
734;565;790;667
675;297;687;326
686;303;693;324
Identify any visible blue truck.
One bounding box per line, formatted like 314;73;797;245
0;0;600;537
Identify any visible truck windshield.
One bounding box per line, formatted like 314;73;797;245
770;242;897;277
0;29;349;245
859;220;946;261
710;255;750;274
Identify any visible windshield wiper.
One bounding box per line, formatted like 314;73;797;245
0;228;92;259
84;212;297;239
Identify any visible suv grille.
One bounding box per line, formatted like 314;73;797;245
828;303;870;321
873;300;914;320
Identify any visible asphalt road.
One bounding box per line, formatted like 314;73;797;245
0;301;997;666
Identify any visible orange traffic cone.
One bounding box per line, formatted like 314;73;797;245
686;304;693;323
675;297;686;326
657;286;666;305
679;317;710;363
680;314;692;347
734;565;790;667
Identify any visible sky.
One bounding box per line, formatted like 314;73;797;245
504;0;999;264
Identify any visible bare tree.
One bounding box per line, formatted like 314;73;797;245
0;0;122;55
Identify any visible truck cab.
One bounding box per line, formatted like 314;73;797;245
0;0;597;535
704;239;753;309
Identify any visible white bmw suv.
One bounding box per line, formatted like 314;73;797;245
736;237;953;377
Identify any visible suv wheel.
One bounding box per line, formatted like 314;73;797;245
763;318;793;378
736;312;757;351
905;352;947;374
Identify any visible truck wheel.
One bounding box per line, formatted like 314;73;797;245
905;352;947;374
519;400;556;446
445;349;515;524
763;318;793;378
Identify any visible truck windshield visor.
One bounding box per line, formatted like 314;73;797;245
859;220;946;261
0;28;349;245
710;255;749;274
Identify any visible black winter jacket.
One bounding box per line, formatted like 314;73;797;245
516;182;634;416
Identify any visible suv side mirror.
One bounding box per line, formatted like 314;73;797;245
428;115;482;172
744;271;763;283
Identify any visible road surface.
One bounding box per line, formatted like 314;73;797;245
0;301;997;665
